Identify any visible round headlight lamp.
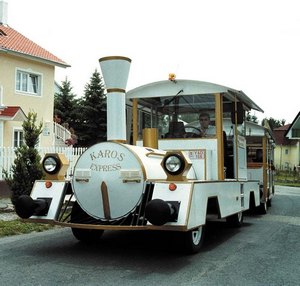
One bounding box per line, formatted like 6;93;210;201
42;155;61;174
163;154;185;175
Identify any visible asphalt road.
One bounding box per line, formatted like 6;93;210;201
0;186;299;286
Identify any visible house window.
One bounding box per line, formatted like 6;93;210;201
16;70;41;95
285;149;289;155
14;130;24;147
292;129;300;138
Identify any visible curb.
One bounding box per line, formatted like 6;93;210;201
0;203;15;213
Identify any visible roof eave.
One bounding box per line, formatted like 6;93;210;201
0;48;70;68
285;111;300;138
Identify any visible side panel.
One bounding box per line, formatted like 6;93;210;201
30;181;67;220
150;180;260;230
188;181;260;229
150;182;193;226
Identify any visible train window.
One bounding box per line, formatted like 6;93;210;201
133;94;216;139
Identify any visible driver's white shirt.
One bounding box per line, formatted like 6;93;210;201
200;125;216;136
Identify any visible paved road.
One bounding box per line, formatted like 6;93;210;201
0;186;299;286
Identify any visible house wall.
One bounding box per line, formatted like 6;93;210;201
275;143;300;170
0;53;55;147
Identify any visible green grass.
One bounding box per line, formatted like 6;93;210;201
0;219;54;237
275;181;300;188
275;172;300;188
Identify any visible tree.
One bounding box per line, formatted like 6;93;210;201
262;117;286;130
246;111;258;123
4;112;44;205
76;70;107;147
54;78;78;128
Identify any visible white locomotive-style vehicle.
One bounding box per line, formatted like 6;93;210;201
15;56;274;253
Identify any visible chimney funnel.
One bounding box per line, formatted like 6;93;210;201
0;1;8;26
99;56;131;142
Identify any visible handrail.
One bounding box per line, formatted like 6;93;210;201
53;122;71;142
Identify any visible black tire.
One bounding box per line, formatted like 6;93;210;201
71;227;104;243
71;201;104;243
179;226;205;254
267;198;272;208
257;201;267;215
226;211;243;227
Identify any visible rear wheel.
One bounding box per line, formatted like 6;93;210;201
226;211;243;227
71;202;104;243
257;201;267;215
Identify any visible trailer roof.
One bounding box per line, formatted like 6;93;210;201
126;80;264;113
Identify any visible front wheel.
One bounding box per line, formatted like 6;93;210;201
71;227;104;243
71;201;104;243
178;226;205;254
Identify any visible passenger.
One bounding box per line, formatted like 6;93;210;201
199;112;216;137
253;149;263;162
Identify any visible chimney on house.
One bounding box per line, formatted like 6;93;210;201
0;1;8;26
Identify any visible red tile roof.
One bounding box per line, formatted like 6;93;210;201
0;24;69;67
0;106;26;120
273;124;298;145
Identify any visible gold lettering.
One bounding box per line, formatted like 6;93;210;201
90;152;97;160
90;163;121;172
118;153;125;161
89;149;125;163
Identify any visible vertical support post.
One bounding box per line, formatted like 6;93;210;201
132;98;138;145
263;136;268;201
215;93;224;180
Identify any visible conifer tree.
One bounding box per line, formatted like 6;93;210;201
4;112;43;205
54;78;78;128
76;70;107;146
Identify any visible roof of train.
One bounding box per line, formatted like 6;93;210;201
126;80;264;113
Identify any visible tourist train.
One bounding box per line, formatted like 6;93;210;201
15;56;275;253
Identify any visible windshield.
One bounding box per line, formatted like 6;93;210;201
133;94;216;139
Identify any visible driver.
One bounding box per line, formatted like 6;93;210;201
199;112;215;137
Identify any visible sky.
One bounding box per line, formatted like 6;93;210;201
6;0;300;124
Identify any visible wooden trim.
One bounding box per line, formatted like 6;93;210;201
99;56;132;63
108;139;127;143
263;136;268;200
215;93;224;180
234;96;239;179
185;182;194;226
58;221;189;231
132;98;138;145
106;88;125;93
247;162;263;169
101;181;111;220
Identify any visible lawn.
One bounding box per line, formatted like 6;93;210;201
0;220;54;237
275;170;300;188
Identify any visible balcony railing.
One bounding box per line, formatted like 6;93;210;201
53;122;71;143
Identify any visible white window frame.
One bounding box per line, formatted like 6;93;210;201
13;128;24;148
15;68;42;96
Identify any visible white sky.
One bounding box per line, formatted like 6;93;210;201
7;0;300;123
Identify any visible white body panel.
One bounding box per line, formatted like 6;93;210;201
248;167;263;184
151;180;260;230
107;93;127;141
138;138;218;180
30;181;67;220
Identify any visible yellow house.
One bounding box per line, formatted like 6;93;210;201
273;113;300;170
0;1;70;148
285;112;300;169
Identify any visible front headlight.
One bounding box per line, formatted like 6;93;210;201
42;155;61;174
163;154;185;175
